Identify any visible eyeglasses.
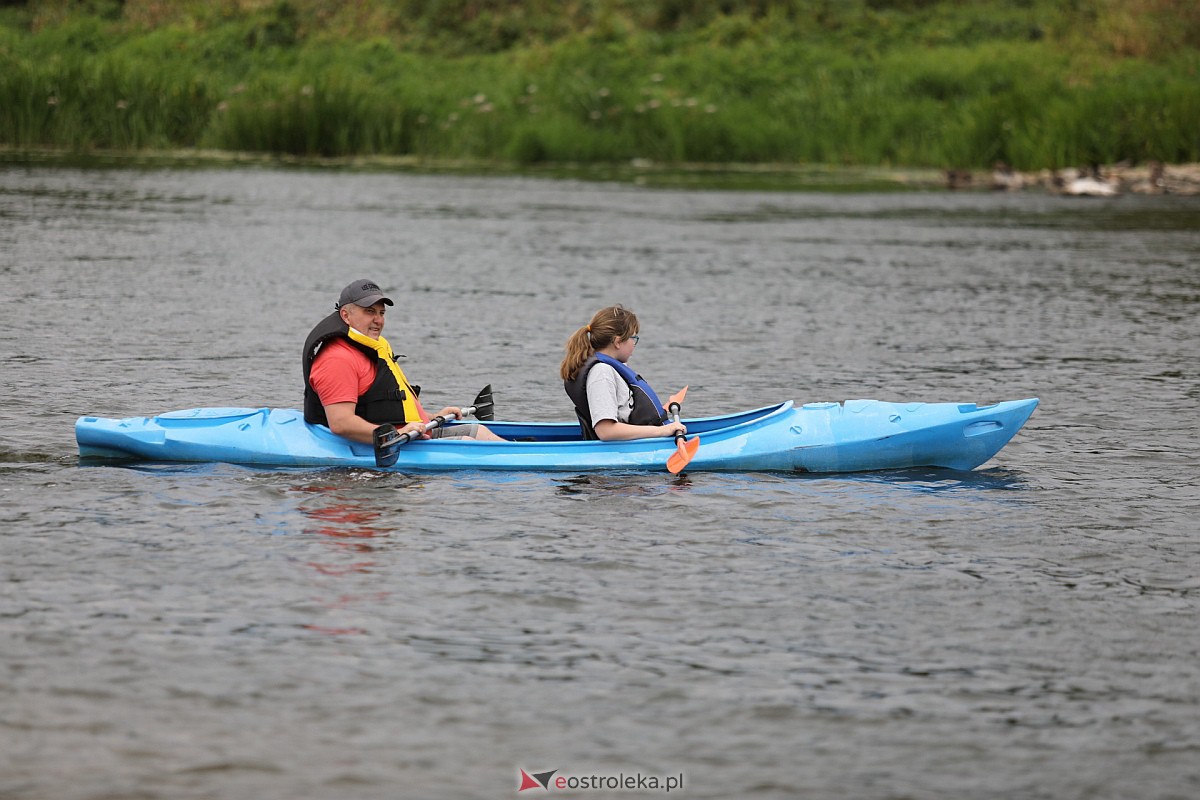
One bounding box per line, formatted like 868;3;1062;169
629;335;640;344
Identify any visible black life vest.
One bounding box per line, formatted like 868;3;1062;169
302;311;420;427
563;354;667;439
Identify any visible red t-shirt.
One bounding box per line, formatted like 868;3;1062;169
309;339;377;406
309;339;427;421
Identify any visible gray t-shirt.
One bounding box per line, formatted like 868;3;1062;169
585;362;633;428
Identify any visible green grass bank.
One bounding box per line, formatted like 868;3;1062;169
2;0;1199;172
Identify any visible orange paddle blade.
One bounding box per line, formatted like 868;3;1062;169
666;385;689;411
666;435;700;474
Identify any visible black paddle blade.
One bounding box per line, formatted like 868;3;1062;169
372;424;402;468
471;384;495;421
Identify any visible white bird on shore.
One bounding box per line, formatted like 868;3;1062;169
1060;164;1119;196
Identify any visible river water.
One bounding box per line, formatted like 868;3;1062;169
1;163;1198;800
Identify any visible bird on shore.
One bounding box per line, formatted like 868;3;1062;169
1059;163;1119;196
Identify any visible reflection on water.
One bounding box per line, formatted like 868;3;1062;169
833;466;1036;493
554;472;694;497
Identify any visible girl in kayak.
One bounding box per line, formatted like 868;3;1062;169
560;305;687;441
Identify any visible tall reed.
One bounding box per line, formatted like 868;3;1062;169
0;51;212;149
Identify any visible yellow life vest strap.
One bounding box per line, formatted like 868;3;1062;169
346;328;423;422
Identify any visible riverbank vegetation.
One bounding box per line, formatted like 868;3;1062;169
2;0;1198;171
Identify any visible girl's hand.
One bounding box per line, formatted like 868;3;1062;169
433;406;463;421
661;421;687;438
594;419;686;441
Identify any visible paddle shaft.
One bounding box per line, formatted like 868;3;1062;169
664;385;699;474
669;401;685;446
373;385;494;466
392;402;485;445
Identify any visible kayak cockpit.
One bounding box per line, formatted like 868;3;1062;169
459;402;791;443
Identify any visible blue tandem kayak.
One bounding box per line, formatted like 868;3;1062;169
76;397;1038;473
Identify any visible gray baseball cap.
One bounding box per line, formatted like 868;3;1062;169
336;279;394;309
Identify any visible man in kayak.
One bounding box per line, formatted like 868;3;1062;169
560;305;687;441
303;279;503;443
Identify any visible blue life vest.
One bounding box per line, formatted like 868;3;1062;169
564;354;668;439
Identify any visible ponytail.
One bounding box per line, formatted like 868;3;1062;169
559;305;639;381
559;326;594;381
